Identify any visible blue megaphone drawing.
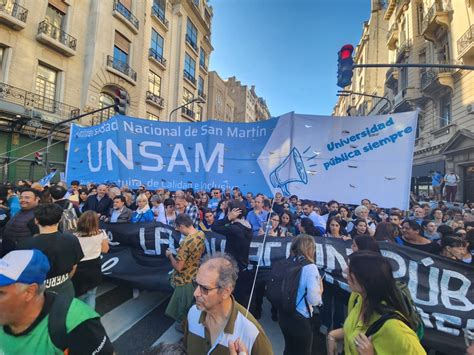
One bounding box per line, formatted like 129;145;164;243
269;147;308;196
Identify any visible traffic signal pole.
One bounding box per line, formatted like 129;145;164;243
44;104;115;172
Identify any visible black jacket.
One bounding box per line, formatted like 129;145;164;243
212;216;253;270
83;195;113;216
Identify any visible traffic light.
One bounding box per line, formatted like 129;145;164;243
337;44;354;88
114;89;129;115
34;151;43;165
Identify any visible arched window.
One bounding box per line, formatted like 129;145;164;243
98;91;115;123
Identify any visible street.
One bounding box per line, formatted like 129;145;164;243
97;282;285;354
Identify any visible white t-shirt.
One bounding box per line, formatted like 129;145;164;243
76;230;108;261
444;174;459;186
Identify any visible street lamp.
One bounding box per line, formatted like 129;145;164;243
168;97;206;121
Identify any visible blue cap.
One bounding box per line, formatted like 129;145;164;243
0;249;50;287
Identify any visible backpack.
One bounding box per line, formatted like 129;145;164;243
395;280;424;340
351;282;424;340
267;255;311;315
59;201;78;233
365;312;411;337
48;292;73;351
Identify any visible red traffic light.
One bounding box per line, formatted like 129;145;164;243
340;44;354;60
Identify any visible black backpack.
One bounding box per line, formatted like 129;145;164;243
267;255;311;314
48;292;73;351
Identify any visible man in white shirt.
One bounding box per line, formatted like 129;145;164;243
443;170;460;202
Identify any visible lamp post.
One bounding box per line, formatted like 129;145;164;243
168;97;206;121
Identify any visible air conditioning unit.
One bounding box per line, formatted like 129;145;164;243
467;103;474;115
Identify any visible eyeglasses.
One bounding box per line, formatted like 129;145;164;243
192;278;220;295
271;218;280;223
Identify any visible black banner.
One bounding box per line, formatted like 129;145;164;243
100;222;473;343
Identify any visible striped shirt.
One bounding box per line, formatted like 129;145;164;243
184;297;273;355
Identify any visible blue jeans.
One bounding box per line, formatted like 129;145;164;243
79;287;97;310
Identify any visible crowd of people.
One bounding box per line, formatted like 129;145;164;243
0;178;473;354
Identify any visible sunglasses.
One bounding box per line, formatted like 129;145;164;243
192;278;220;295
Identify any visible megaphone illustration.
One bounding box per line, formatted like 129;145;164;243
269;147;308;196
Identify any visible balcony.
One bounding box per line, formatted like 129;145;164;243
396;39;412;61
420;67;454;96
457;25;474;61
421;0;451;42
36;21;77;57
151;5;168;31
106;55;137;84
146;91;164;109
200;61;208;73
198;91;206;101
0;82;79;123
185;34;198;53
385;67;399;90
148;48;167;70
393;87;425;112
386;23;399;50
112;0;139;34
0;1;27;30
183;70;196;86
182;106;195;120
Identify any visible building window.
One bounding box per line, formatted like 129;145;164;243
114;31;130;64
186;19;198;49
98;92;115;123
198;76;204;95
195;105;202;121
400;66;408;91
416;4;424;35
183;87;194;105
184;53;196;80
35;63;58;112
199;48;206;68
148;71;162;96
153;0;166;19
439;94;451;127
147;112;159;121
45;3;65;29
193;0;199;7
151;29;164;57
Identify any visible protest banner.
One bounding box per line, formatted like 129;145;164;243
67;111;417;208
100;221;473;346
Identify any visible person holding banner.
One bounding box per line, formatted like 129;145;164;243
130;194;155;223
327;251;425;355
165;214;205;333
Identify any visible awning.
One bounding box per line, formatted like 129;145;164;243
412;161;445;178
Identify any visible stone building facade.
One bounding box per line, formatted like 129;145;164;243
207;72;271;122
0;0;213;181
333;0;474;202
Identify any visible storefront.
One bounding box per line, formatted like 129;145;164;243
411;160;445;197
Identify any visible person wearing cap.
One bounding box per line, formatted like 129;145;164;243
16;203;84;297
0;249;114;354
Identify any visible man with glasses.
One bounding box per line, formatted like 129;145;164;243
208;188;222;213
184;253;272;355
165;214;205;333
